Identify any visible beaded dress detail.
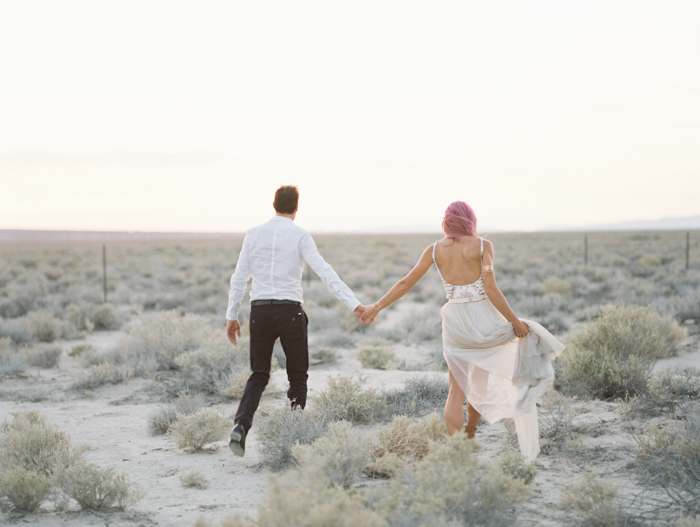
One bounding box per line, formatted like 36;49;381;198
432;238;487;302
432;237;565;461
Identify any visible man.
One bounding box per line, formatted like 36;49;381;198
225;185;365;456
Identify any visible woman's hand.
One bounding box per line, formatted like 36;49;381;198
362;303;380;324
513;319;530;338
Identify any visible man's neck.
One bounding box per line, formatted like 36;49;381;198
276;212;296;221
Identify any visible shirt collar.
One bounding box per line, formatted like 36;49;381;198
270;215;294;223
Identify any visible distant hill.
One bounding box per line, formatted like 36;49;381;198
0;229;243;242
539;215;700;232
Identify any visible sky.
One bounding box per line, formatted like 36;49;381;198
1;1;699;233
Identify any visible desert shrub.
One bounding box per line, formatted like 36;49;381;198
538;390;581;442
312;375;385;424
226;466;385;527
541;277;572;297
58;461;143;510
27;312;62;343
72;363;133;391
121;311;213;370
0;410;85;476
173;337;249;397
223;369;250;399
292;421;372;488
25;343;62;368
674;292;700;324
0;337;26;376
649;367;700;400
375;434;529;527
635;415;700;514
498;451;537;485
372;414;446;469
400;308;443;343
356;338;396;369
383;375;449;417
559;304;686;399
180;470;208;489
255;407;329;471
68;343;94;357
0;466;53;512
0;316;33;344
148;391;207;435
310;346;338;365
560;473;626;527
169;409;233;451
90;303;121;330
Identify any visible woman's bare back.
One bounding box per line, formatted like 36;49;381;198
433;236;483;286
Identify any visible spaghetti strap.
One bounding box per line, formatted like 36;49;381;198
432;242;445;281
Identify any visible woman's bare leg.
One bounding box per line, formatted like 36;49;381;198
466;401;481;429
445;369;466;435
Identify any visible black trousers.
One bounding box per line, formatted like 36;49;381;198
234;303;308;431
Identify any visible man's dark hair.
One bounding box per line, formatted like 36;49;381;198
273;185;299;214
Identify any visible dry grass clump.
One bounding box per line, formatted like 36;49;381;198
559;473;627;527
310;346;338;365
356;337;396;369
559;304;686;399
635;414;700;515
292;421;372;488
58;461;144;510
148;391;207;435
27;312;63;343
538;390;584;451
68;343;94;357
376;434;529;527
312;375;385;424
179;470;209;489
25;343;62;368
648;367;700;400
0;466;54;512
66;303;121;332
208;466;385;527
498;451;538;485
383;375;449;417
369;413;446;479
255;407;329;471
169;408;233;451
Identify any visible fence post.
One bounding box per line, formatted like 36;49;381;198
103;244;108;303
687;231;691;270
584;234;588;266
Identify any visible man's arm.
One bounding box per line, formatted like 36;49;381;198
226;235;251;344
299;234;364;319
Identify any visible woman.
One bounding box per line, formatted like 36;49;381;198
362;201;564;460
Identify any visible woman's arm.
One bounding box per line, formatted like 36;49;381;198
481;241;529;337
362;245;434;323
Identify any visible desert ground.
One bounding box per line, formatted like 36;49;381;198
1;231;699;526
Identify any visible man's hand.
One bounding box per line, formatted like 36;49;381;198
354;305;368;325
226;320;241;345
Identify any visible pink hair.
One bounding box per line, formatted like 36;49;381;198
442;201;478;239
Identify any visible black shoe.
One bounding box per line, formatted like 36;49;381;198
229;423;246;457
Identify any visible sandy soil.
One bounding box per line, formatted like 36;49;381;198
1;327;698;526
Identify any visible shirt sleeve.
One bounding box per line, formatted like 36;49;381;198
226;234;251;321
300;233;361;311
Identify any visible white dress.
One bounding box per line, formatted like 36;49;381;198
433;239;565;461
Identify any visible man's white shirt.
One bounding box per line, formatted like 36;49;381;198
226;216;360;321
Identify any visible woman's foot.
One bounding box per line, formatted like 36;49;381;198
464;425;477;439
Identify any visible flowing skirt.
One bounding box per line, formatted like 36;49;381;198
441;299;565;460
